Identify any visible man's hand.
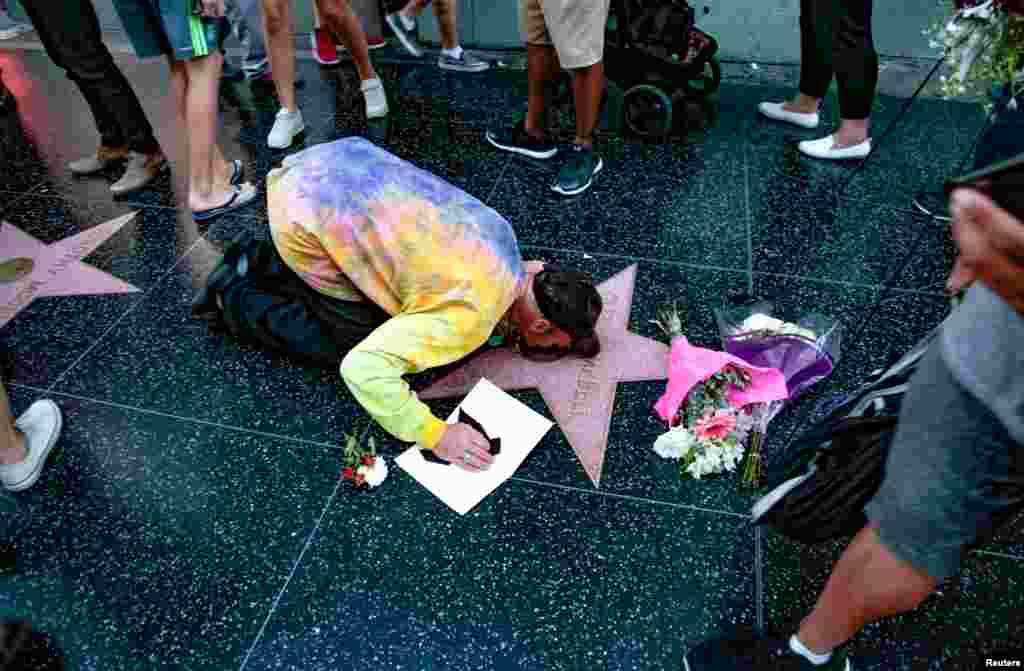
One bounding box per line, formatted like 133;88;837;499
947;188;1024;316
200;0;226;18
433;423;495;472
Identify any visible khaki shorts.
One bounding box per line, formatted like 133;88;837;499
519;0;610;69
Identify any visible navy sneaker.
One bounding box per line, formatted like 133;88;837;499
683;634;851;671
552;144;603;196
485;120;558;160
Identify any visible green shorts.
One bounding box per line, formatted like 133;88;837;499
111;0;227;61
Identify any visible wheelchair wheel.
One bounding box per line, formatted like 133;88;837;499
623;84;673;138
685;56;722;98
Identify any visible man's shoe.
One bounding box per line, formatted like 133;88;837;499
385;12;422;58
485;120;558;159
110;151;167;196
361;78;388;119
311;27;340;65
438;50;490;73
683;634;851;671
0;400;62;493
68;145;130;176
268;107;305;149
552;144;603;196
758;101;820;129
797;135;871;160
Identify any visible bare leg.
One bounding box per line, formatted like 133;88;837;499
796;525;938;654
182;53;234;211
525;44;560;138
0;382;26;465
571;60;603;148
317;0;376;81
261;0;298;112
432;0;457;51
832;118;870;147
784;93;820;114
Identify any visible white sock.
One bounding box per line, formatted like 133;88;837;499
790;635;832;666
398;12;415;31
442;45;463;60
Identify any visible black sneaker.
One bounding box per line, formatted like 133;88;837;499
683;633;851;671
485;120;558;159
552;144;603;196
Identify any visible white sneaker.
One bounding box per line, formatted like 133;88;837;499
758;101;820;129
361;78;388;119
798;134;871;160
267;107;305;149
0;400;62;492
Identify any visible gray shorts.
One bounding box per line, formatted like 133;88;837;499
865;343;1024;580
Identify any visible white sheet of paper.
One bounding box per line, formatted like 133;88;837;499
396;378;554;515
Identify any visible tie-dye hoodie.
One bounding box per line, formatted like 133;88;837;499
267;138;525;449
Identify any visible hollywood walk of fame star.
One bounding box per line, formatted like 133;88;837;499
419;264;669;487
0;213;141;329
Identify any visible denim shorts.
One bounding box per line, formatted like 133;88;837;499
865;344;1024;580
112;0;226;60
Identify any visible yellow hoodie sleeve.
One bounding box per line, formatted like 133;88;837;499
340;309;488;450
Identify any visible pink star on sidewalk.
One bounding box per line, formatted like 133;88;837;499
0;213;141;329
419;264;670;487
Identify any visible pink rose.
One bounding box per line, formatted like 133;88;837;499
695;410;737;441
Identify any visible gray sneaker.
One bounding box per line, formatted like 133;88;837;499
385;12;422;58
68;145;130;176
0;12;33;40
110;151;167;195
438;51;490;73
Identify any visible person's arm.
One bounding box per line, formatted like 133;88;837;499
340;310;489;449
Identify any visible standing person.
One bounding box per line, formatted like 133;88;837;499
0;379;61;493
485;0;609;196
222;0;270;82
384;0;489;72
683;86;1024;671
110;0;256;220
0;0;31;40
18;0;169;196
310;0;386;66
261;0;388;150
757;0;876;160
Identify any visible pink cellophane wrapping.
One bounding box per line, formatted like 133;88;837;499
654;335;789;424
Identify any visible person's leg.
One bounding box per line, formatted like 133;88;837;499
316;0;376;81
237;0;269;79
787;0;837;114
571;61;603;149
21;0;163;168
430;0;456;51
525;44;560;137
0;382;26;467
261;0;298;112
181;53;236;211
830;0;876;147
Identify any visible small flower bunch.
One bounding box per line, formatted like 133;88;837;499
650;305;785;483
926;0;1024;108
341;424;389;489
653;367;761;480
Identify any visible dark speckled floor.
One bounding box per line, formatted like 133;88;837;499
0;39;1019;671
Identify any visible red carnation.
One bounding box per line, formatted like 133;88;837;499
343;467;354;479
355;473;366;485
361;455;375;466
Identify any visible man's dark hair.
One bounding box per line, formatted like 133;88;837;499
532;265;602;358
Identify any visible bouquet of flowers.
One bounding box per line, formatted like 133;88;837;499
715;298;842;486
650;306;789;483
341;424;389;489
926;0;1024;107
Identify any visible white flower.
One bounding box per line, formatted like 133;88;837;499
1009;98;1019;111
357;456;389;488
750;63;760;70
740;314;786;333
653;427;695;460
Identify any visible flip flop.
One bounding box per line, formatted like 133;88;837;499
230;159;243;186
193;184;257;222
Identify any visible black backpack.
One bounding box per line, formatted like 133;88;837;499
750;325;937;544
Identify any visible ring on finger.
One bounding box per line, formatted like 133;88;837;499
462;452;472;464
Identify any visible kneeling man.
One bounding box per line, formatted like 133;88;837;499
197;138;602;471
